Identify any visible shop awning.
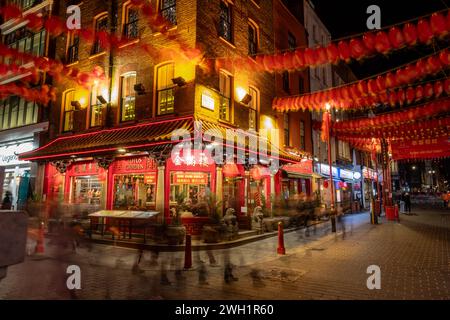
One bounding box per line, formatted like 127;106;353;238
222;163;240;177
19;117;195;161
281;160;313;179
19;116;306;163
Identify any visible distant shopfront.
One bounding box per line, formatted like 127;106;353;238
362;167;378;209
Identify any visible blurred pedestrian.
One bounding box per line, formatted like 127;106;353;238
198;261;209;285
1;191;12;210
404;192;411;213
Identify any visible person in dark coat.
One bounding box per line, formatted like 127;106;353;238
1;191;12;210
404;192;411;213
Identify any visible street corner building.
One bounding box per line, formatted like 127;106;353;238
6;0;329;239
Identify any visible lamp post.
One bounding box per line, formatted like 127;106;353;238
325;103;337;232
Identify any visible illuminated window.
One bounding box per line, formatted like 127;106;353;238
160;0;176;25
120;72;137;121
92;14;108;55
156;62;175;115
219;1;232;42
90;86;104;127
284;113;289;146
248;21;258;56
0;96;38;131
62;89;75;132
123;5;139;38
248;86;259;130
219;71;232;122
66;31;79;64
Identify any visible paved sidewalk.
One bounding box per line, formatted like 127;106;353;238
0;210;449;300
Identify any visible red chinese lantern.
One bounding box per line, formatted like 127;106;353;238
397;89;406;106
262;54;275;72
282;52;295;70
388;27;405;49
349;38;368;60
25;13;44;31
385;72;397;88
415;59;427;79
426;56;442;74
389;91;397;107
430;12;448;37
417;19;434;44
379;91;388;104
439;49;450;66
424;83;434;99
374;31;391;54
323;180;329;189
376;75;386;92
357;80;368;96
404;65;418;83
362;32;376;53
368;79;379;95
316;46;328;65
403;23;418;45
326;43;340;64
415;85;424;102
444;78;450;94
304;47;317;67
293;49;305;69
406;87;415;104
396;68;408;86
434;81;443;98
45;16;67;37
338;40;351;62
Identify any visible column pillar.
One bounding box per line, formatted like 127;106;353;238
155;164;166;223
215;165;223;216
270;173;275;213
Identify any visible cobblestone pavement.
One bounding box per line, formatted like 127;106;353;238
0;209;449;300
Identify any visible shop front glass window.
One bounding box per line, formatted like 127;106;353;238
72;176;103;205
169;171;210;216
113;174;156;210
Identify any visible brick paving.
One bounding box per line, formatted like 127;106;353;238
0;209;449;300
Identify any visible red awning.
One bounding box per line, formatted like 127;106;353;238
250;165;271;180
222;163;240;177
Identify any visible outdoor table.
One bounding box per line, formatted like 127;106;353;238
88;210;159;240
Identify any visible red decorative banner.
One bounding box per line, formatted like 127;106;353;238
282;160;313;176
391;136;450;160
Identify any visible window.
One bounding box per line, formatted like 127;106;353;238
283;113;289;146
4;28;46;65
248;86;259;130
298;75;304;94
160;0;176;26
156;62;175;115
0;96;38;131
300;120;305;150
90;86;104;127
219;1;232;42
66;31;79;64
92;15;108;55
123;5;139;38
62;89;75;132
219;71;232;122
113;174;156;210
248;22;258;56
120;72;137;121
288;32;296;51
170;171;210;209
282;71;290;93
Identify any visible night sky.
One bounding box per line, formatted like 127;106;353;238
312;0;450;78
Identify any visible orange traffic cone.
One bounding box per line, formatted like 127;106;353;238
277;222;286;255
35;222;45;254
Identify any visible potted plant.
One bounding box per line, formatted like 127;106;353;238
165;192;187;245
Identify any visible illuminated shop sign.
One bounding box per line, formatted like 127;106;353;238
318;163;338;177
0;142;34;166
339;169;354;180
172;172;209;184
363;167;378;181
201;93;215;111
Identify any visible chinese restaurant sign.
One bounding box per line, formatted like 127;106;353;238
144;173;157;184
172;172;209;184
363;167;378;181
391;137;450;160
71;161;102;175
283;159;313;176
113;156;157;173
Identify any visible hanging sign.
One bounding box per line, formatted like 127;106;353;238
391;137;450;160
113;156;157;173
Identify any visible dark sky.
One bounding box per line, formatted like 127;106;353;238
311;0;450;78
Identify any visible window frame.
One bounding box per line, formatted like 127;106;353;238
283;113;290;147
62;89;76;132
92;13;108;56
248;85;259;130
219;0;233;43
248;19;259;57
155;62;175;116
218;70;233;122
119;72;137;122
159;0;177;26
123;3;139;39
66;31;79;64
89;85;104;128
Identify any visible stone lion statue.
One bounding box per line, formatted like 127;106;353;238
222;208;238;240
252;206;264;234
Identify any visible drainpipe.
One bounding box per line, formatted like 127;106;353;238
106;0;118;127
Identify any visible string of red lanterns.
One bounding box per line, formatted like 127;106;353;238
251;10;449;73
0;83;56;105
332;98;450;132
273;49;450;112
334;116;450;140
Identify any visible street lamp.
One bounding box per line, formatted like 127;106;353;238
325;103;337;233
